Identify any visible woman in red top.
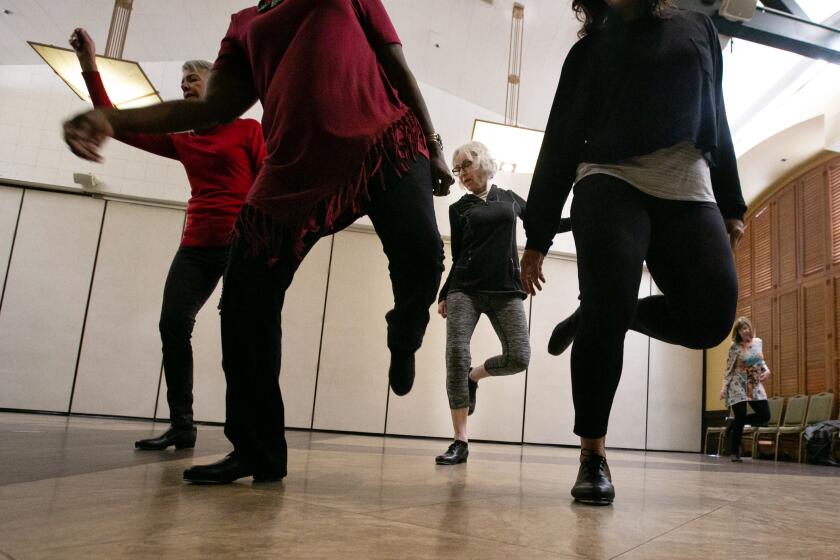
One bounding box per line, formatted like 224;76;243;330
64;1;452;484
70;29;266;452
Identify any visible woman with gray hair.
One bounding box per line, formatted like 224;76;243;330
435;142;568;465
70;28;265;451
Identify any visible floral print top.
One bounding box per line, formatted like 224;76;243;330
722;337;769;407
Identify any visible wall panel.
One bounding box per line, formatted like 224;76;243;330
71;202;185;418
0;186;23;300
0;190;104;411
313;231;392;433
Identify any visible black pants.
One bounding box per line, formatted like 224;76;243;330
571;174;738;438
730;399;771;454
159;246;230;429
219;157;444;474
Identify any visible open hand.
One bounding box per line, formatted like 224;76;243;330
63;110;114;163
520;249;546;296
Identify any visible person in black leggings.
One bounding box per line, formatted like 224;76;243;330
520;0;746;505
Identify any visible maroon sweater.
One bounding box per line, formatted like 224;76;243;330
82;71;266;247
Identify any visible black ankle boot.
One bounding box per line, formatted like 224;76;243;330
548;308;579;356
435;440;468;465
571;450;615;505
468;376;478;416
389;351;415;396
135;426;197;450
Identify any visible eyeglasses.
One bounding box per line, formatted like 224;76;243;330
452;159;474;176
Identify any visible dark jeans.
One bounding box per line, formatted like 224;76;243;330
570;174;738;439
159;245;230;429
730;399;771;454
219;157;444;474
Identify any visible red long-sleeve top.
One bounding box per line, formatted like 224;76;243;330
81;71;266;247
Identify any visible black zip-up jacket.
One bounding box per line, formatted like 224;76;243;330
524;9;746;254
439;185;571;302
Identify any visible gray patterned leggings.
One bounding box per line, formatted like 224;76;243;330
445;292;531;409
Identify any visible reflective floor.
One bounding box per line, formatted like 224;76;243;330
1;412;839;559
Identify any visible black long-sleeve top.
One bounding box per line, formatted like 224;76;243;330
439;185;571;302
524;9;746;254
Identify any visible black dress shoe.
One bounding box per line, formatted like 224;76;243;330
183;453;285;484
548;308;580;356
571;451;615;505
389;351;415;396
468;377;478;416
435;440;469;465
135;426;197;450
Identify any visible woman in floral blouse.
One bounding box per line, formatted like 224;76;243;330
720;317;771;461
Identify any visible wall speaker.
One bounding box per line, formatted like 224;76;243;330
719;0;757;22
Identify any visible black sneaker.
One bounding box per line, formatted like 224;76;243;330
548;308;579;356
435;440;468;465
571;450;615;505
468;377;478;416
389;351;415;396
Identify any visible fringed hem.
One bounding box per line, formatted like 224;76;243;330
230;108;427;261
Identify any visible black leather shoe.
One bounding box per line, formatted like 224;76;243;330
435;440;468;465
135;426;197;450
548;308;579;356
571;451;615;505
389;351;415;396
468;377;478;416
183;453;285;484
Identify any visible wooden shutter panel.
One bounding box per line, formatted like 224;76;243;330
776;188;797;286
736;225;752;299
753;297;773;396
778;289;799;396
803;281;828;394
829;161;840;263
800;169;827;277
752;205;772;293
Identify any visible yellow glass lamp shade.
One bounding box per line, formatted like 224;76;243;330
29;42;162;109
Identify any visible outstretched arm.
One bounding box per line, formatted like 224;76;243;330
63;65;258;162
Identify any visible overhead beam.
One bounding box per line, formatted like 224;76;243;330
675;0;840;64
761;0;809;21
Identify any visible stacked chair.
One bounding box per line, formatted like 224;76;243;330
742;395;784;458
704;408;733;455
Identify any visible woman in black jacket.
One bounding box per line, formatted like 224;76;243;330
434;141;532;466
520;0;745;504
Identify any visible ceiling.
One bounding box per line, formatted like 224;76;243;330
1;0;838;205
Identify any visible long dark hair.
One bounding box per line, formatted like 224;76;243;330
572;0;675;37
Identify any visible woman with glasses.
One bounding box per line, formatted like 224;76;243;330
435;141;569;465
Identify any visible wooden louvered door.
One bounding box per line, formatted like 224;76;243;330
830;162;840;265
802;280;829;394
799;169;828;277
753;296;773;396
752;205;772;295
777;289;800;397
736;225;752;300
775;188;797;288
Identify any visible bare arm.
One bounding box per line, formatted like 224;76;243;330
63;68;258;162
376;44;453;196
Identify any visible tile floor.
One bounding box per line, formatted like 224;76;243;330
1;412;838;559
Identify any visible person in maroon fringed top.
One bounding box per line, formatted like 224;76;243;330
69;29;266;453
64;0;453;484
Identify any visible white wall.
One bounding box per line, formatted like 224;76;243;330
0;185;703;451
